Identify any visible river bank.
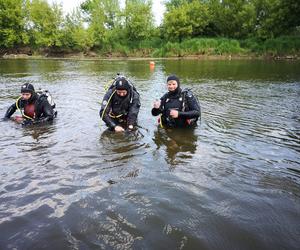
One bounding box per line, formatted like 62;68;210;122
1;37;299;61
1;52;298;61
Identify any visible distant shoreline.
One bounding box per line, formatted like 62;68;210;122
1;53;298;61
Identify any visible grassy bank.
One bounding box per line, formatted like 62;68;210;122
149;36;300;58
1;36;300;59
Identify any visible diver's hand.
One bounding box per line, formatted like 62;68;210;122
12;116;24;123
22;119;34;126
114;125;125;132
169;109;179;118
153;100;161;109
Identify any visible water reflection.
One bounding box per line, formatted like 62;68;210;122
98;128;147;183
162;59;300;82
22;122;56;141
153;127;198;167
1;59;300;250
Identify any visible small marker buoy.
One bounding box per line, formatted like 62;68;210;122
149;61;155;71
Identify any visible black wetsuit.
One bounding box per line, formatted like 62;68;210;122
152;88;200;128
4;93;56;124
99;87;141;130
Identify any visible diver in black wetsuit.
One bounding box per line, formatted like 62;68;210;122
99;76;141;132
152;75;200;128
4;83;56;126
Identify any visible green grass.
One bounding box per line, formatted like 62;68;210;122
151;38;246;57
241;36;300;56
150;36;300;57
4;36;299;58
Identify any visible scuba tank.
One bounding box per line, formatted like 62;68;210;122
101;74;138;120
106;73;138;94
36;89;57;117
36;89;56;109
105;73;139;104
15;88;57;121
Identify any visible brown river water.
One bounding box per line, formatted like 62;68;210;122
0;59;299;249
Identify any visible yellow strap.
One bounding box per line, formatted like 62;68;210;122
109;113;123;119
15;96;34;120
104;79;115;91
159;114;163;128
101;90;116;120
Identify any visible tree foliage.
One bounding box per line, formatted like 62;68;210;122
27;0;63;48
0;0;299;53
123;0;154;42
0;0;28;48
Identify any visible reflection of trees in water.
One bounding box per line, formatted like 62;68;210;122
153;128;198;167
258;170;300;198
18;123;57;165
99;128;146;183
0;59;30;75
79;60;153;80
162;60;300;82
22;122;56;141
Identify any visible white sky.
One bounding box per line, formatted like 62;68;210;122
50;0;166;25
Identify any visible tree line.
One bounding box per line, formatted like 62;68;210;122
0;0;299;56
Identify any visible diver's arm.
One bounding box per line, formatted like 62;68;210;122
178;94;200;119
4;103;17;119
127;91;141;126
151;96;164;116
34;99;55;123
151;107;162;116
99;90;117;129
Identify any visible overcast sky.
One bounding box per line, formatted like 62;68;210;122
49;0;166;25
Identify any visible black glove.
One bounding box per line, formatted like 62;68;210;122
22;119;34;126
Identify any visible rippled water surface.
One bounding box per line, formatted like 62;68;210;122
0;59;299;249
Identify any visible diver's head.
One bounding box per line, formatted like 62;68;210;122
115;77;130;97
167;75;180;94
21;83;35;101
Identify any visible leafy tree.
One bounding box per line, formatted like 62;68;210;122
207;0;256;39
187;0;211;37
61;9;93;51
162;3;192;42
0;0;28;48
254;0;300;39
27;0;64;48
123;0;155;43
81;0;120;48
162;0;211;41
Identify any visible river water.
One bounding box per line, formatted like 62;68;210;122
0;59;299;249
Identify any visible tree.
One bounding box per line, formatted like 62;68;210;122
81;0;121;48
27;0;64;48
187;0;211;37
162;0;211;41
254;0;300;39
162;3;192;42
61;9;93;51
207;0;256;39
123;0;155;42
0;0;28;48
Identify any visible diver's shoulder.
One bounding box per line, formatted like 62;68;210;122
182;88;195;98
